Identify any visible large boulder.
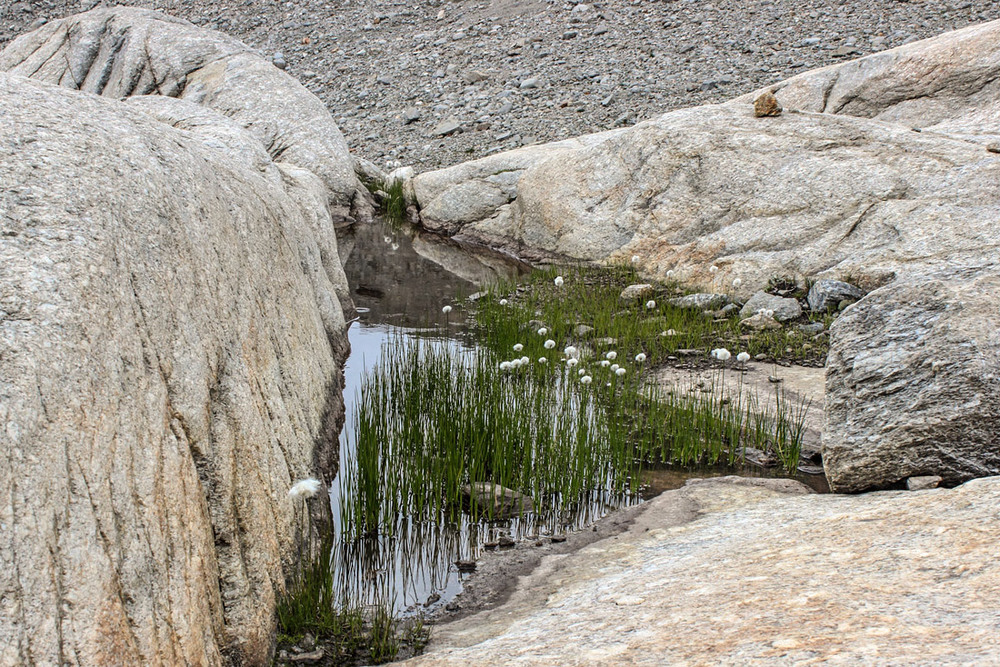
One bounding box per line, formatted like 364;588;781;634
410;20;1000;292
418;103;1000;291
739;19;1000;145
0;71;348;665
823;268;1000;492
0;7;372;224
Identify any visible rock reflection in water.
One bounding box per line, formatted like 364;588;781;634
333;220;535;615
338;220;527;327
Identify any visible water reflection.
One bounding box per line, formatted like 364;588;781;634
333;220;534;615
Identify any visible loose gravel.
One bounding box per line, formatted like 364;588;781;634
4;0;1000;171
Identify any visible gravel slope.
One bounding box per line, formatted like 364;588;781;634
4;0;1000;171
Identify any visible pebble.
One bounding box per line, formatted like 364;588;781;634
432;119;462;136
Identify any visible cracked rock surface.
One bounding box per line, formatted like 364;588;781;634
0;70;349;665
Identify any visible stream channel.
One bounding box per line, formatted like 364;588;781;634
330;219;824;620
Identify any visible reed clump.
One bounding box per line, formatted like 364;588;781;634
337;265;813;543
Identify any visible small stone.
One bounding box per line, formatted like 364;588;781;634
432;119;462;137
456;559;477;572
498;535;516;548
289;649;324;663
797;322;825;335
620;283;655;301
808;280;865;312
739;292;802;322
754;91;782;117
550;535;567;543
461;70;488;84
987;143;1000;154
562;30;578;40
718;303;740;317
907;476;943;491
272;52;287;69
831;45;861;58
520;77;540;89
401;107;421;124
838;298;856;311
740;313;781;330
754;353;767;361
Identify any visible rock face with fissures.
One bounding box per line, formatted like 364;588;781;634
405;476;1000;666
0;7;373;224
0;69;349;665
824;268;1000;492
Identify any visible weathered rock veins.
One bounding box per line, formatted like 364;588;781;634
406;476;1000;665
824;268;1000;492
0;61;350;667
0;7;373;223
409;20;1000;491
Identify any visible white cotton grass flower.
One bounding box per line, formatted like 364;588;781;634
646;300;656;310
554;276;564;287
500;361;512;371
766;309;774;318
666;270;675;279
538;357;547;364
581;375;593;385
615;367;627;377
709;265;719;274
606;351;617;361
578;369;587;376
544;339;556;349
520;356;530;366
499;298;509;306
538;327;548;336
564;346;578;357
509;359;520;369
600;360;611;367
732;278;743;289
567;358;579;367
635;353;647;363
289;478;322;500
711;348;732;362
610;363;620;372
442;305;452;314
631;255;640;264
737;352;751;363
513;343;524;352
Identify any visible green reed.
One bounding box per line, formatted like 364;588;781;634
338;265;812;541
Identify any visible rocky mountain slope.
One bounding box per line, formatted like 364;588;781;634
4;0;1000;171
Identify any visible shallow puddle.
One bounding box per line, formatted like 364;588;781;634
330;220;826;618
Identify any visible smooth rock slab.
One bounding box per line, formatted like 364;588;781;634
405;476;1000;666
0;7;371;223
